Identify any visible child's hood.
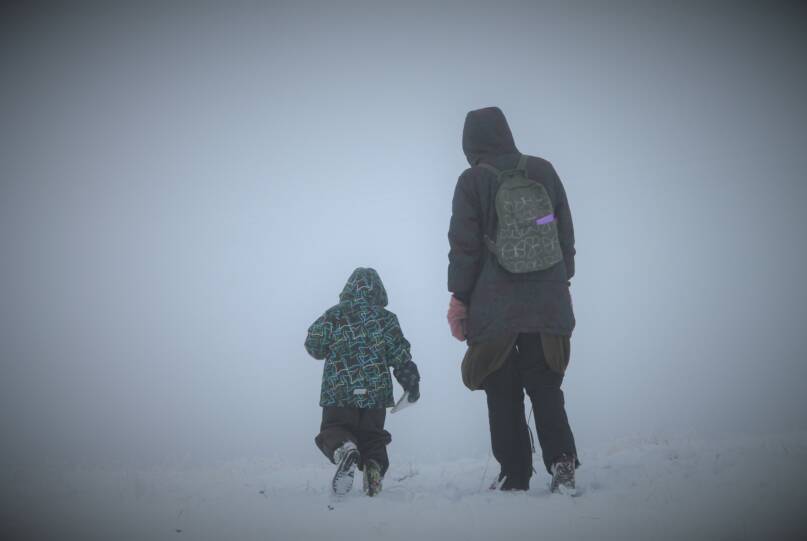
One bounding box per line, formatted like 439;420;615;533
339;267;388;307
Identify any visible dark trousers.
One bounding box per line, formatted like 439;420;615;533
483;333;577;488
314;406;392;475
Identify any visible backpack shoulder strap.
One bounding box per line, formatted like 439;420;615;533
478;163;501;177
480;156;526;175
516;154;528;171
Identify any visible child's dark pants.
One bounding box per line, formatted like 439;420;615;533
315;407;391;475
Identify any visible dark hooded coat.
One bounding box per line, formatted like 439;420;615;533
305;268;420;408
448;107;576;344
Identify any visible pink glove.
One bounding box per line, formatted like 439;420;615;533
447;296;468;342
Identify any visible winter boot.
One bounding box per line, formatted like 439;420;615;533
362;459;383;497
489;472;529;491
331;441;360;496
550;454;576;496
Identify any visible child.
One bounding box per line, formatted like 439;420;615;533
305;267;420;496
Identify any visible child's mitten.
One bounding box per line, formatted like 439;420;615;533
407;383;420;403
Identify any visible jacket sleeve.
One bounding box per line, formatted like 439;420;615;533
447;172;482;302
304;313;332;360
552;166;576;280
384;314;420;392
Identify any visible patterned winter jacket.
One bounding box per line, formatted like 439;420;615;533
305;268;420;409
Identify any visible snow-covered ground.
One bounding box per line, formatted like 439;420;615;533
3;430;806;540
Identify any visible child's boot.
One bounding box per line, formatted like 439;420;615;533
331;441;360;496
362;459;383;496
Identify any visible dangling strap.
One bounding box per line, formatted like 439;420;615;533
483;234;497;254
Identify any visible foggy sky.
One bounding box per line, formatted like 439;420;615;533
1;1;806;469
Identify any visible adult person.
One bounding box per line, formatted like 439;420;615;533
447;107;579;494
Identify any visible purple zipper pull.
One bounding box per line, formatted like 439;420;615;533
535;213;555;225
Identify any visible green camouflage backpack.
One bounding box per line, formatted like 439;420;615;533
481;155;563;273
